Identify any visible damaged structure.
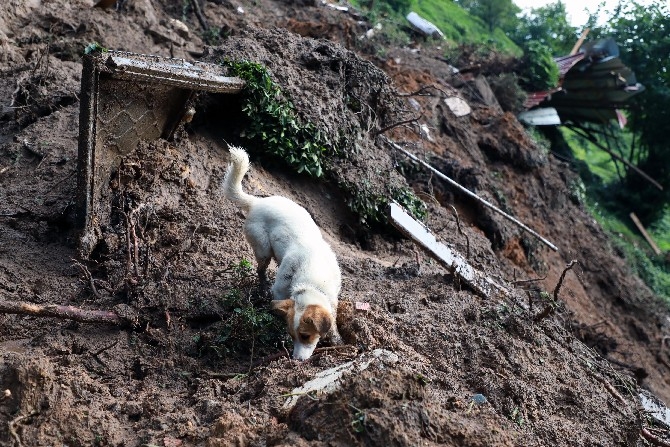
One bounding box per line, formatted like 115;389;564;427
519;38;644;127
76;50;244;255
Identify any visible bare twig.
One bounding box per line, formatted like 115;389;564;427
130;219;140;277
92;340;119;357
567;124;663;191
122;211;133;275
553;260;579;301
190;0;209;31
535;260;579;322
372;114;422;136
9;411;38;447
395;85;439;97
387;139;559;252
449;205;470;259
641;428;670;447
250;350;288;369
591;373;629;407
510;275;547;286
72;259;103;299
91;340;118;367
0;299;127;326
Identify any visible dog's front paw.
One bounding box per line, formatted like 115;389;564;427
325;329;344;346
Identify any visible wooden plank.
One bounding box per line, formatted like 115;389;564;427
389;203;509;299
630;212;662;255
570;28;590;56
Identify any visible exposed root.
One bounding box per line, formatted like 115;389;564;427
641;427;670;447
553;260;579;301
8;411;38;447
449;205;470;259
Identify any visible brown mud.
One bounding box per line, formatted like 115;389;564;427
0;0;668;445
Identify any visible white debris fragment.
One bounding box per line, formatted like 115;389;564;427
322;0;349;12
444;96;471;117
419;124;434;142
406;11;445;39
168;18;190;39
282;349;399;410
361;23;382;39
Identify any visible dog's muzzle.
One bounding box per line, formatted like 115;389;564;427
293;341;318;360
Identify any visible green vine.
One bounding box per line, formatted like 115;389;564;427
222;59;426;225
346;184;427;226
223;60;331;177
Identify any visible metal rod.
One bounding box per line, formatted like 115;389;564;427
386;139;559;252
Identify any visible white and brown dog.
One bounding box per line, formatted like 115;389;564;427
223;147;341;360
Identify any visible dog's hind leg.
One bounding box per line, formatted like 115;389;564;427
256;255;271;285
244;224;273;285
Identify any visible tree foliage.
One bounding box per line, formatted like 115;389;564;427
506;1;579;56
457;0;520;33
590;1;670;221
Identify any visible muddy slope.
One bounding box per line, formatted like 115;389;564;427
0;0;668;446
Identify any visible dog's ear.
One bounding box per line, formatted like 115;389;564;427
271;299;294;318
302;305;333;336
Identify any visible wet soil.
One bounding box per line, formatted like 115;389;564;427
0;0;669;445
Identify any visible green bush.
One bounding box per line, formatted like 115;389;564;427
203;260;289;358
488;73;527;114
519;41;559;91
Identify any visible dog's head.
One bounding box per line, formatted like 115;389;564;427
271;299;334;360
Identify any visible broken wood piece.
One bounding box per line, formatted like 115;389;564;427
281;349;399;411
386;139;559;252
0;299;132;326
570;28;590;56
389;203;508;299
630;212;662;255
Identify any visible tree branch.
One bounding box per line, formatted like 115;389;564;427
0;298;131;326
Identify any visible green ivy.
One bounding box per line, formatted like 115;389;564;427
346;184;427;226
223;60;426;225
223;60;331;177
83;42;108;55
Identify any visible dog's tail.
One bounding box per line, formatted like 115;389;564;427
222;146;257;212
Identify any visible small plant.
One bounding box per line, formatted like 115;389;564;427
202;260;289;358
488;73;527;114
346;183;427;226
207;287;288;358
203;26;222;46
509;406;525;426
222;60;332;177
415;373;431;386
350;404;367;433
83;42;108;56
